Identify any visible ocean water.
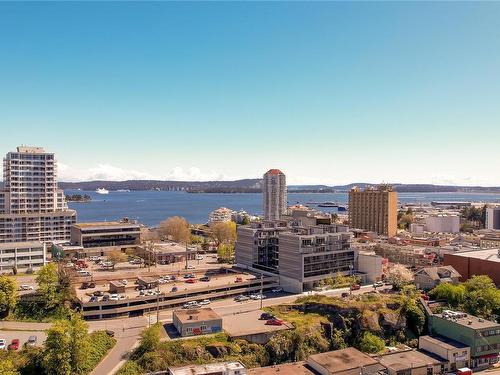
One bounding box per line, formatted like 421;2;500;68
66;190;500;226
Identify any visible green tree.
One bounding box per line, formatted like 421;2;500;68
36;263;60;309
135;323;161;358
429;283;465;307
358;332;385;353
0;275;17;317
217;243;235;263
462;275;500;319
0;358;19;375
42;315;90;375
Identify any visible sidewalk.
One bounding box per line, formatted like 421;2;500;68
0;321;52;331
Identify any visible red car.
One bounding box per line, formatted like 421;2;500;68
350;284;361;291
235;277;243;283
8;339;20;350
265;319;284;326
185;279;196;284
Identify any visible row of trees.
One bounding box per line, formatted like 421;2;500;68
429;275;500;320
0;263;75;321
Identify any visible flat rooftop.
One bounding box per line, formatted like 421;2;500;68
420;335;468;350
378;350;445;371
307;347;379;374
73;221;140;229
0;241;43;250
449;249;500;263
248;362;316;375
173;308;221;324
433;312;500;330
169;361;245;375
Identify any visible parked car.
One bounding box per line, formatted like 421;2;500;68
196;255;204;260
265;319;284;326
183;274;191;279
89;296;98;302
373;281;384;288
139;290;145;296
199;299;211;305
187;274;196;278
185;279;196;284
200;276;210;282
8;339;20;351
77;270;92;277
109;294;120;301
170;276;177;281
350;284;361;291
235;277;243;283
102;295;110;302
341;292;349;298
171;286;178;293
93;290;104;297
18;284;34;291
105;330;115;337
259;312;275;320
89;256;101;261
271;287;283;293
0;339;6;350
121;279;128;285
26;336;37;347
234;295;250;302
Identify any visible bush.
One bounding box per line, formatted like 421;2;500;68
80;331;116;374
117;361;142;375
358;332;385;353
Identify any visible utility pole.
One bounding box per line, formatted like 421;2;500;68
185;242;189;270
260;273;264;310
156;283;160;323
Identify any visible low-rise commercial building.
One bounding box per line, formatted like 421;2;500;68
248;362;315;375
443;248;500;286
377;349;447;375
169;361;246;375
69;221;141;257
480;232;500;249
0;241;46;272
414;266;461;290
308;347;384;375
419;335;470;371
429;311;500;368
425;215;460;233
136;242;198;265
173;308;222;337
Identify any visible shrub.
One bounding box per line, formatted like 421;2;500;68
358;332;385;353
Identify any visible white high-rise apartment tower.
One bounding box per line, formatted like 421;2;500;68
0;146;76;243
262;169;287;221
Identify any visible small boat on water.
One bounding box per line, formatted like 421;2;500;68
337;205;347;212
318;201;338;208
96;188;109;195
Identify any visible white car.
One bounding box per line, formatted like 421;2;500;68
187;265;196;269
19;284;34;291
121;279;128;285
196;255;204;260
89;256;101;261
199;299;211;305
109;294;120;301
77;270;91;276
0;339;5;350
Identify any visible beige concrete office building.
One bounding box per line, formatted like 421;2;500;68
348;185;397;237
0;146;76;243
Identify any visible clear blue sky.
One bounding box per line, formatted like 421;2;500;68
1;2;499;185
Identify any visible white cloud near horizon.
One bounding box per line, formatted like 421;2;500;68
58;163;237;182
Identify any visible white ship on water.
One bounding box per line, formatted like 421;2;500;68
95;188;109;195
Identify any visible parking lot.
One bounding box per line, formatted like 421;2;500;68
70;252;223;283
0;330;46;349
75;269;258;303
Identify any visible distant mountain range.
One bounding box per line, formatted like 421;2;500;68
51;179;500;193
